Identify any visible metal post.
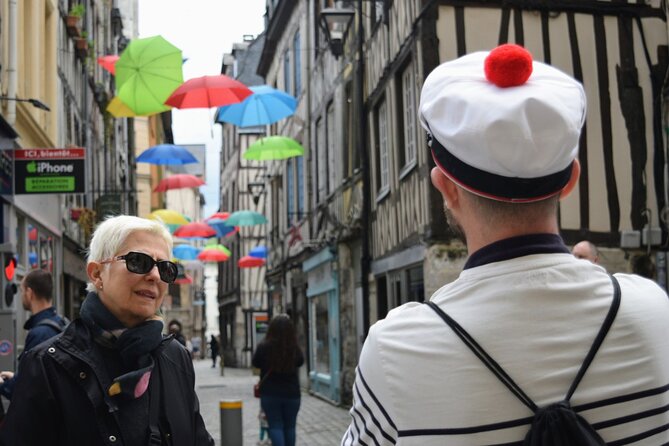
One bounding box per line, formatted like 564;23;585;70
219;399;243;445
219;354;225;376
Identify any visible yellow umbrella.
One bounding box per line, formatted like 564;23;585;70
107;96;172;118
147;209;189;226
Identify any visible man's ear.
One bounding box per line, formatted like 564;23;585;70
559;159;581;200
430;167;459;208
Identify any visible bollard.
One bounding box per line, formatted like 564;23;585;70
220;399;242;446
219;355;224;376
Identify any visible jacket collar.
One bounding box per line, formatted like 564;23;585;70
24;306;58;330
464;233;570;269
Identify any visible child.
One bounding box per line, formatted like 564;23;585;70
258;409;270;445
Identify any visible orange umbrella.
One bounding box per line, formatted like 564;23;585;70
173;221;216;238
97;55;119;75
238;255;265;268
164;74;252;109
154;174;205;192
206;211;230;221
197;248;230;262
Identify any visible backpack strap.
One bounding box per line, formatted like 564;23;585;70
35;318;66;333
425;274;621;413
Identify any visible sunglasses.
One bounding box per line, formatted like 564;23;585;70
101;251;178;283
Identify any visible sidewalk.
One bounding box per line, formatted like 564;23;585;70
193;359;351;445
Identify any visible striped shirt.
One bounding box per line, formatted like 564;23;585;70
342;235;669;445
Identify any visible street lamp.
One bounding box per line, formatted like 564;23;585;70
0;96;50;112
319;7;355;58
247;182;266;206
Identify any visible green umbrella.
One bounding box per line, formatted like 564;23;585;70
226;210;268;226
243;136;305;161
115;35;184;115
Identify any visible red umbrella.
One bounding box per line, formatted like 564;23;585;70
174;274;193;285
197;248;230;262
173;221;216;238
164;75;253;109
154;174;205;192
238;255;266;268
97;55;119;75
205;211;230;221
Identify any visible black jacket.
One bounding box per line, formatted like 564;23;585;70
0;319;213;446
252;342;304;399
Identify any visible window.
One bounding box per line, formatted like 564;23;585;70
376;275;388;319
343;82;354;178
297;155;305;218
286;158;295;224
397;60;417;171
316;117;327;202
326;102;336;195
283;50;291;95
374;98;389;193
293;31;301;95
377;264;424;319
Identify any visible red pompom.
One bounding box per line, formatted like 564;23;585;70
484;44;533;88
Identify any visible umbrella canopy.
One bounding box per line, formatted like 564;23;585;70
238;255;266;268
197;248;230;262
97;55;119;75
164;74;253;109
172;244;202;261
173;221;217;238
174;274;193;285
115;35;184;115
207;244;232;257
225;210;267;226
136;144;198;165
147;209;189;225
249;245;267;259
107;96;159;118
243;136;305;161
205;211;230;221
207;219;238;238
154;174;205;192
215;85;297;127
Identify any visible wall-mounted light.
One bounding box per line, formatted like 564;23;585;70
0;96;50;112
319;7;355;58
248;182;266;206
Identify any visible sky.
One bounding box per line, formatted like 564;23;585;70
138;0;266;218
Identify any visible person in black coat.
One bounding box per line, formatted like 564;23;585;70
209;334;219;368
0;215;213;446
252;314;304;446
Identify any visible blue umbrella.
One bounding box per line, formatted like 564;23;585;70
207;219;238;237
173;244;201;260
226;210;268;226
215;85;297;127
249;245;267;259
136;144;198;165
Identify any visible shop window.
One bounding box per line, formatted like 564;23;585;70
311;294;330;374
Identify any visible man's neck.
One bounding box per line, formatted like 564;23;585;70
464;220;559;254
30;300;52;315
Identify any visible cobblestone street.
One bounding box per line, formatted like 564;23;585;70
194;359;350;446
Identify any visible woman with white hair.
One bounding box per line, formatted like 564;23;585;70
0;215;213;445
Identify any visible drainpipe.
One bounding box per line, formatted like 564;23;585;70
7;0;18;125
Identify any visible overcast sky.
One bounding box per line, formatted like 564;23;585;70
138;0;266;217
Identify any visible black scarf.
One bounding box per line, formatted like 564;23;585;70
80;292;164;400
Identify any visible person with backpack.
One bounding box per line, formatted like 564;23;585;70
0;269;67;401
342;44;669;445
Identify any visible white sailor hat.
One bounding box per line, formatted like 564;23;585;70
419;44;587;202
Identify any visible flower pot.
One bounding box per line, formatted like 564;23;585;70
70;209;82;221
74;38;88;59
66;15;81;38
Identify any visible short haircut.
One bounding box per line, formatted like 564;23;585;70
24;269;53;301
464;189;560;225
86;215;173;292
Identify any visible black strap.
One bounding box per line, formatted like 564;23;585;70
35;318;66;333
425;274;621;413
148;361;162;446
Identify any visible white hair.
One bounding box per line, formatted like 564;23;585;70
86;215;173;292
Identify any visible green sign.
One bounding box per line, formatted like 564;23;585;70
13;148;85;194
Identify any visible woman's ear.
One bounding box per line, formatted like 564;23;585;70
559;159;581;200
86;262;104;289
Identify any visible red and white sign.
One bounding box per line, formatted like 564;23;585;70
14;148;85;160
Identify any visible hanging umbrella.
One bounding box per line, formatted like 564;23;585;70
207;244;232;257
249;246;267;259
215;85;297;127
147;209;189;225
197;248;230;262
207;219;238;238
174;274;193;285
173;244;202;261
154;174;205;192
164;74;253;109
225;210;267;226
173;221;217;238
107;96;152;118
243;136;304;161
115;35;184;115
205;211;230;221
97;55;119;75
238;255;266;268
136;144;198;165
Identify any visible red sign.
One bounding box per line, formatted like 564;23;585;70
14;148;85;160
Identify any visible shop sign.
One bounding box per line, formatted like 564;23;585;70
14;148;85;194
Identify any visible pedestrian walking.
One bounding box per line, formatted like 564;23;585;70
0;269;68;402
342;44;669;445
252;314;304;446
0;215;213;445
168;319;187;347
209;333;219;368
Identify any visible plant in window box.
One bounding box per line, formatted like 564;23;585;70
66;4;85;38
73;207;96;240
74;31;89;60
